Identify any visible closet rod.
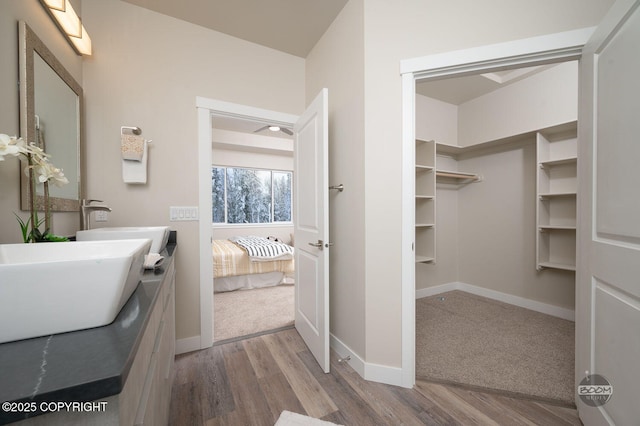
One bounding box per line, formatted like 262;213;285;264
436;170;481;181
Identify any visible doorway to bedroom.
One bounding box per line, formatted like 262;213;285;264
210;115;296;343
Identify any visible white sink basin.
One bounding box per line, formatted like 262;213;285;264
76;226;170;253
0;239;152;344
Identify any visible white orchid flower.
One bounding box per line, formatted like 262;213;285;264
36;160;69;187
2;130;70;243
0;134;23;161
28;153;69;187
26;142;50;160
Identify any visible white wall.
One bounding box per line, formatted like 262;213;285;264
457;143;576;309
415;95;458;146
0;0;83;243
82;0;305;341
361;0;613;367
458;62;579;146
212;129;293;172
306;0;366;358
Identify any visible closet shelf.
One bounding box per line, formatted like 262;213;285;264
539;192;577;199
539;225;576;231
415;139;436;263
540;157;577;167
538;261;576;272
536;123;578;273
436;169;482;182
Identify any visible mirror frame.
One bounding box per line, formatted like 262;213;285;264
18;21;84;212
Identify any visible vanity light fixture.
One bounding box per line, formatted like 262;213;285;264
40;0;92;56
268;126;281;132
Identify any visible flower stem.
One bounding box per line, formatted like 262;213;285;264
28;154;36;243
44;181;50;232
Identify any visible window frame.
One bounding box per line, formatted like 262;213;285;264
212;165;293;227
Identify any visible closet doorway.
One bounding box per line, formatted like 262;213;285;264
413;63;579;404
210;115;296;343
399;28;593;395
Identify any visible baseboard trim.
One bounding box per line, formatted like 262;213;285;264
330;334;404;387
330;334;365;378
175;335;202;355
415;282;459;299
365;362;404;387
416;282;575;321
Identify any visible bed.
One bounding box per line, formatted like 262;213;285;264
212;236;295;292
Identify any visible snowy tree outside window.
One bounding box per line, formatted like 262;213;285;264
212;166;292;224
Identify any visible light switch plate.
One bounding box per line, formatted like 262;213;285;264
170;206;199;221
95;210;108;222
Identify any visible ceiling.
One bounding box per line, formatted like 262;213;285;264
416;65;552;105
212;115;293;139
121;0;349;58
121;2;559;122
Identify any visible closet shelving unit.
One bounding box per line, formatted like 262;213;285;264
536;122;578;271
415;139;436;263
435;169;481;183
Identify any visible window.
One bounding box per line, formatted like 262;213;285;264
212;167;292;224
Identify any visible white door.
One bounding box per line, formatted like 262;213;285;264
576;1;640;424
294;88;330;372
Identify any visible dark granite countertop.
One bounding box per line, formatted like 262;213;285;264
0;241;176;425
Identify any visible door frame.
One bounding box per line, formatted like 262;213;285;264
399;27;594;388
196;96;298;349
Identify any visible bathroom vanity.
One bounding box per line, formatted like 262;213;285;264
0;241;177;425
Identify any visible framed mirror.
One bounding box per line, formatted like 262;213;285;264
18;21;83;212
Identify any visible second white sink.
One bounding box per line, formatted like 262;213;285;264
76;226;170;253
0;239;151;344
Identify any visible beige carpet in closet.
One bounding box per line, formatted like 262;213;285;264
214;284;295;342
416;290;575;406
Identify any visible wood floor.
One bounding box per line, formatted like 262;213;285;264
169;328;582;425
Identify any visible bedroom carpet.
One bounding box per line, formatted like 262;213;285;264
416;290;575;406
214;284;294;342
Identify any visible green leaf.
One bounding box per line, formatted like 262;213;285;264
14;213;30;243
44;234;69;242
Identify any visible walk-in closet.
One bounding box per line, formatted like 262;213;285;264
414;61;578;405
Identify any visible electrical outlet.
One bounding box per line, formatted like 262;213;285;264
95;210;109;222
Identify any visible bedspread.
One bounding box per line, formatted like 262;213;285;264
228;235;294;261
212;239;294;278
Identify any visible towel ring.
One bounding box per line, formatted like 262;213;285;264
121;126;142;135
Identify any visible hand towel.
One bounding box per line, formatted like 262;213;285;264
122;140;148;184
144;253;165;270
121;134;145;161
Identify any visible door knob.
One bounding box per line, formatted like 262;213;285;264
308;240;323;248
